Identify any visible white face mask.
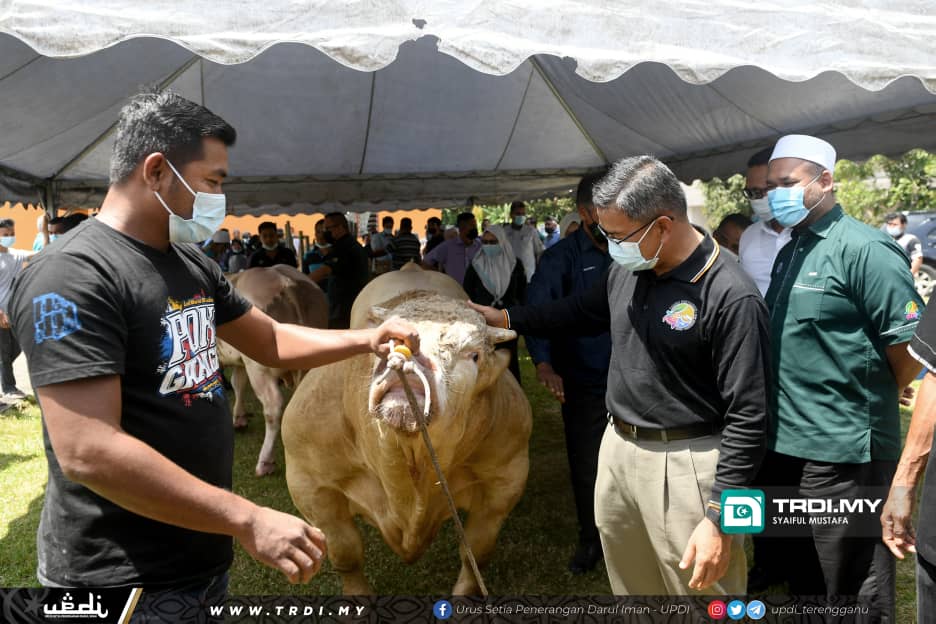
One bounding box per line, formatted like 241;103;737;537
153;159;226;244
886;225;904;238
749;197;773;222
606;218;663;271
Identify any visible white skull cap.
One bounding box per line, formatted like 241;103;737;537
769;134;837;172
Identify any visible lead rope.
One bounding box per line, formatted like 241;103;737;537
384;343;489;598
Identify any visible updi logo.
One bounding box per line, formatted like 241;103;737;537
433;600;453;620
707;600;727;620
721;489;765;534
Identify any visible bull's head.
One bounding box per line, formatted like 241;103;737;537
367;293;516;433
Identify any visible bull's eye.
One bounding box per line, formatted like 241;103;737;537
469;352;479;363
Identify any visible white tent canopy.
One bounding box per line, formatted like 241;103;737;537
2;0;935;214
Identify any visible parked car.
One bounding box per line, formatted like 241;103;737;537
903;211;936;298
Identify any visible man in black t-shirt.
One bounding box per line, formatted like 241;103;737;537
882;304;936;622
248;221;298;268
308;213;369;329
9;91;419;612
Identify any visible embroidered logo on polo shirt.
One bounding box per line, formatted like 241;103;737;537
906;301;921;321
662;301;698;331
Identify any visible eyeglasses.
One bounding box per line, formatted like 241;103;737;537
743;187;768;200
595;220;654;246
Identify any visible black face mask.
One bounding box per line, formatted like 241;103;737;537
588;221;607;246
466;228;479;241
323;231;336;244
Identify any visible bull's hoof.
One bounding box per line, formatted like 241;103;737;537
255;460;277;477
233;416;249;430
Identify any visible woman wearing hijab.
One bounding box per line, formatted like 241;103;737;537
463;224;526;383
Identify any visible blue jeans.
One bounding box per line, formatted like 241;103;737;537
130;571;229;623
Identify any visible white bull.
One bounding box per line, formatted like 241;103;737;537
282;264;532;594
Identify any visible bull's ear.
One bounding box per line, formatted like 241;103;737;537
368;306;390;327
478;348;512;391
486;327;516;345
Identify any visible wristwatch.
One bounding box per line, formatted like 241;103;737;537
705;500;722;527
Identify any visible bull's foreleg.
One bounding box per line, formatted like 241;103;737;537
294;486;371;595
231;366;250;430
451;472;526;595
244;361;284;477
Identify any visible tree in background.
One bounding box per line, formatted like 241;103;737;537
702;149;936;228
700;175;749;230
443;195;576;228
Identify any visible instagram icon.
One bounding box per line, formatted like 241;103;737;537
708;600;727;620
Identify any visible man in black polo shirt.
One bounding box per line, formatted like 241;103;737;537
472;156;769;594
882;304;936;622
248;221;298;268
308;212;369;329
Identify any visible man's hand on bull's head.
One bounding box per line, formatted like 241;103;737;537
466;302;509;329
369;315;421;359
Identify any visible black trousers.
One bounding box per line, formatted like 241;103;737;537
756;450;895;622
918;554;936;624
560;389;607;545
0;325;20;393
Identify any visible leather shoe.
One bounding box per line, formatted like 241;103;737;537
568;541;603;574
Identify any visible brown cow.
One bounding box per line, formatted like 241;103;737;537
219;265;327;476
283;264;532;594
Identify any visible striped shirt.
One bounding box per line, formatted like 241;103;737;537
388;232;422;270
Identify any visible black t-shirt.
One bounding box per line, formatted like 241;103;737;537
248;245;297;269
323;234;369;329
909;306;936;564
8;218;252;588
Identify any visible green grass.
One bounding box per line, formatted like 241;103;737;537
0;354;920;617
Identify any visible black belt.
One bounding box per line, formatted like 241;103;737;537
610;415;720;443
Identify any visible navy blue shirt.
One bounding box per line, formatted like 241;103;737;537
525;228;612;395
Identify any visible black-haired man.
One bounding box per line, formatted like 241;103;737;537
884;212;923;277
308;212;370;329
525;172;611;574
422;212;481;285
738;147;791;296
9;91;418;614
249;221;297;268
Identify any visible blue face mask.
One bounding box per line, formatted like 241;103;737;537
607;219;662;271
481;244;503;257
767;173;823;228
49;234;60;243
0;236;14;249
512;215;525;227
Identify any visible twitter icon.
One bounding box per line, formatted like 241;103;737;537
727;600;746;620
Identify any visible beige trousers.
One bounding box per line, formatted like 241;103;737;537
594;423;747;595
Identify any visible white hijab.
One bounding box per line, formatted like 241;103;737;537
470;224;517;305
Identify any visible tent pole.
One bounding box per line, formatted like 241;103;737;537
493;65;536;171
358;72;377;175
529;57;609;165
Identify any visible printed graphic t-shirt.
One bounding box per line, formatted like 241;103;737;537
8;218;252;587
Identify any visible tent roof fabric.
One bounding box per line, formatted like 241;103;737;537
2;1;936;214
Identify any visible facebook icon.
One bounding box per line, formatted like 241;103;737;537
433;600;453;620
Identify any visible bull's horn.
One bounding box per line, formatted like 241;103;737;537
486;326;516;345
368;306;390;326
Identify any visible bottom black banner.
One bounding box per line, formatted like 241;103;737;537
0;590;877;623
